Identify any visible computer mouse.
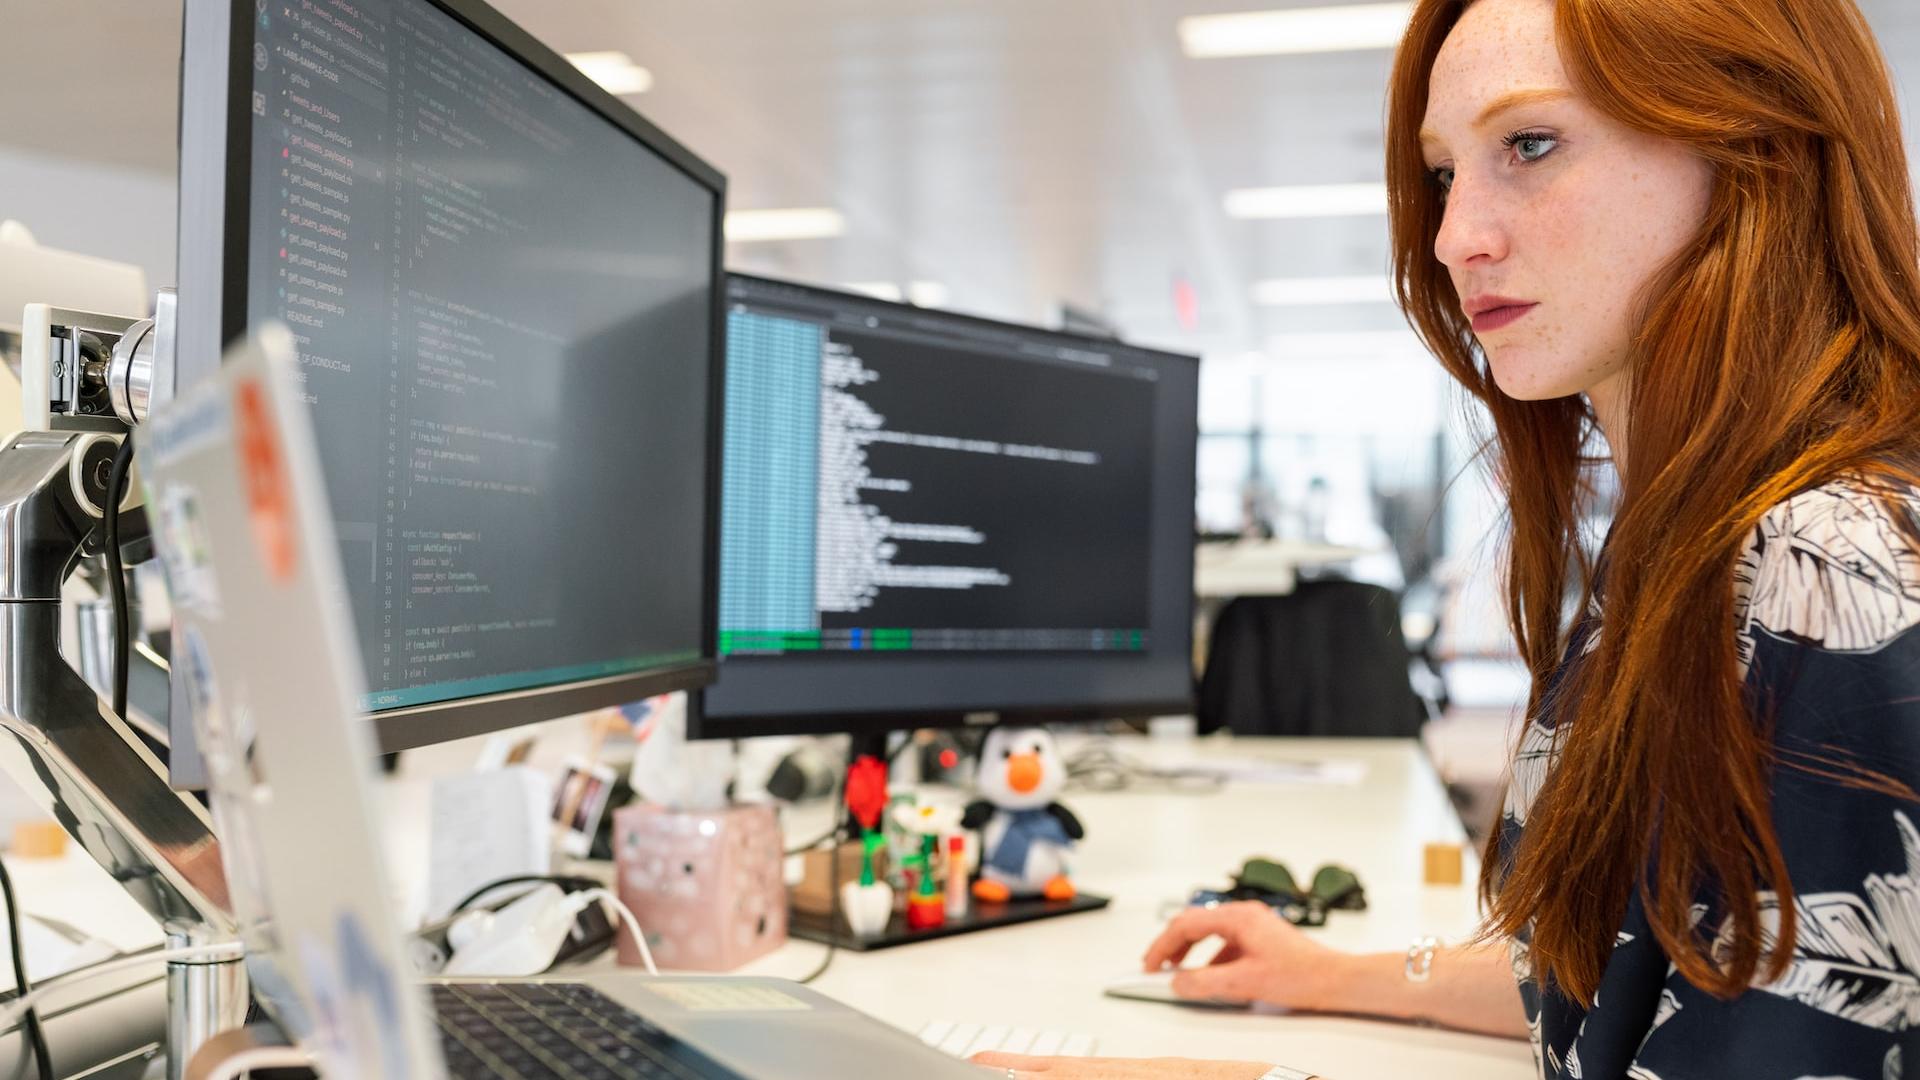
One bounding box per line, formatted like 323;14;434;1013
1101;969;1252;1009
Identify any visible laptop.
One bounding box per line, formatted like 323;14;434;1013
138;323;986;1079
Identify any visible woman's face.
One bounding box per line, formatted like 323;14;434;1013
1419;0;1714;403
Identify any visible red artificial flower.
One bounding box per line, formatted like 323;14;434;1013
844;755;889;832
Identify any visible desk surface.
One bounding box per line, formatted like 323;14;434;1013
726;736;1533;1080
9;731;1533;1080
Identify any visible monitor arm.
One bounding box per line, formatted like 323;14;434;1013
0;293;247;1077
0;429;233;931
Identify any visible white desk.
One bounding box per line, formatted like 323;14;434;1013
728;736;1532;1080
9;732;1531;1080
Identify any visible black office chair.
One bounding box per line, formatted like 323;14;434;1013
1197;580;1426;738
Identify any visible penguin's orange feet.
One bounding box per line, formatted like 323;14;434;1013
972;879;1012;904
1042;876;1077;902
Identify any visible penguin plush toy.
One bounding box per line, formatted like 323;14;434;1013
962;726;1084;903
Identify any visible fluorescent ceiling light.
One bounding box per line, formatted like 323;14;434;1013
725;208;846;243
845;281;904;302
908;281;950;308
1178;2;1413;58
1251;276;1392;305
564;51;653;95
1225;182;1387;219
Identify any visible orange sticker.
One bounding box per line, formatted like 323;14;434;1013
234;379;297;583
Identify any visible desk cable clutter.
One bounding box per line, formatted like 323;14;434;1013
439;884;657;978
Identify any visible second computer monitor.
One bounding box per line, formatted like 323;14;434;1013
697;274;1198;737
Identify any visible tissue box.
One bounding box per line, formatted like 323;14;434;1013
612;802;787;971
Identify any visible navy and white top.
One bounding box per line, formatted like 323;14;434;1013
1503;479;1920;1080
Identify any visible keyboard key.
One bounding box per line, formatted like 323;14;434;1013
918;1019;1099;1060
1028;1030;1066;1056
937;1022;982;1056
963;1026;1012;1058
1060;1033;1097;1057
919;1020;954;1047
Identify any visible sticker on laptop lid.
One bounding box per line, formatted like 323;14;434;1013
176;626;220;741
644;983;812;1012
296;913;413;1080
153;486;222;618
233;377;298;584
141;386;231;471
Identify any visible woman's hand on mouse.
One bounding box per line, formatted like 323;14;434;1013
1140;901;1344;1009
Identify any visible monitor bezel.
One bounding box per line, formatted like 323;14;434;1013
176;0;727;773
690;272;1199;740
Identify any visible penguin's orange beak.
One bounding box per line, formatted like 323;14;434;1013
1006;752;1042;794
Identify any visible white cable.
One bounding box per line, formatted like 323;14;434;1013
0;942;238;1031
199;1045;314;1080
578;888;656;976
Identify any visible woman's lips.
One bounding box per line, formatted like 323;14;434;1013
1471;303;1538;334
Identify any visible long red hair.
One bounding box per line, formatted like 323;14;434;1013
1386;0;1920;1002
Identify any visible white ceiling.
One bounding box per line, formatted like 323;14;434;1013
6;0;1920;360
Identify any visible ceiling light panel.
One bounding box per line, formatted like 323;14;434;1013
1179;3;1413;59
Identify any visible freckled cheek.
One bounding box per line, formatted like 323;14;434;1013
1592;187;1691;328
1550;182;1653;333
1516;316;1572;387
1511;197;1590;333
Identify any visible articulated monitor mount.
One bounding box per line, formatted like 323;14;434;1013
0;294;244;1079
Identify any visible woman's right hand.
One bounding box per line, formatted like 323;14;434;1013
1140;901;1348;1011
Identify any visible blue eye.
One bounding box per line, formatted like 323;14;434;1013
1504;131;1558;163
1432;167;1455;194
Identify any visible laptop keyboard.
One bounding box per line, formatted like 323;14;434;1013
431;982;741;1079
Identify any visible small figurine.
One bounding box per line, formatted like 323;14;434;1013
893;799;963;930
963;726;1084;903
840;755;893;937
944;835;969;919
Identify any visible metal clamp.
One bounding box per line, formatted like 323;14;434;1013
105;289;170;426
164;923;248;1080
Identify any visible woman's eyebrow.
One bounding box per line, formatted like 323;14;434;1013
1474;87;1572;126
1419;87;1573;149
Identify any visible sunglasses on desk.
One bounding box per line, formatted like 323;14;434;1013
1165;860;1367;927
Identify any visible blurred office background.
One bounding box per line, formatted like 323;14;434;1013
8;0;1920;822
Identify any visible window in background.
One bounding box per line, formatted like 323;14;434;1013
1256;431;1447;588
1196;434;1256;536
1194;351;1452;586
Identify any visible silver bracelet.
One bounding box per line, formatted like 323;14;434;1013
1258;1068;1318;1080
1404;935;1440;983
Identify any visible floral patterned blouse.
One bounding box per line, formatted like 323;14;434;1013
1502;479;1920;1080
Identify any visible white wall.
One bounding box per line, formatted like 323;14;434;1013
0;145;176;290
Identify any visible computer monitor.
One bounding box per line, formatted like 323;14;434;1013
694;274;1199;739
173;0;726;784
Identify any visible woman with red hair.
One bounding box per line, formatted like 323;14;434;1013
977;0;1920;1077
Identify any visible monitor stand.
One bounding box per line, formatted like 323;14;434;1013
788;891;1110;952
